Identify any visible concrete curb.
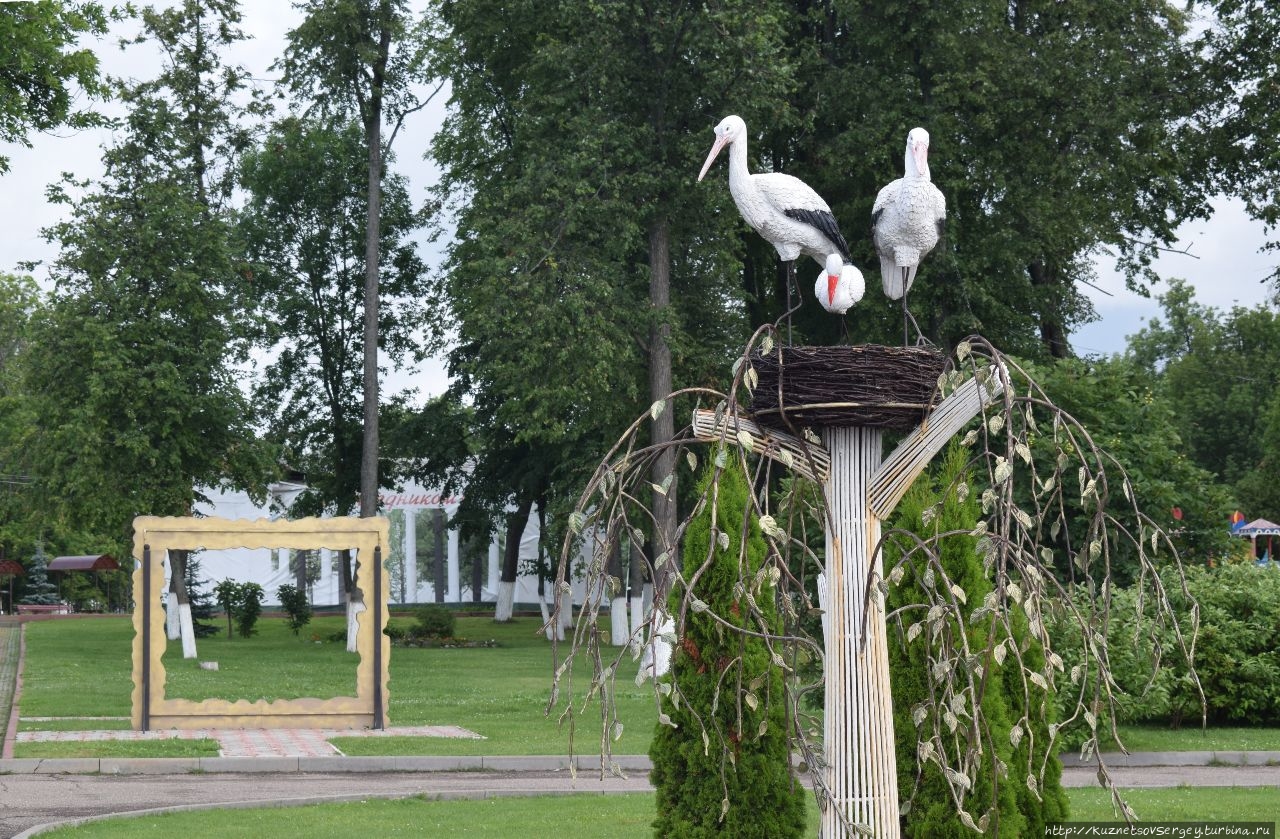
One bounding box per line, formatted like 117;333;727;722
1060;750;1280;768
11;784;649;839
0;753;657;775
6;749;1279;776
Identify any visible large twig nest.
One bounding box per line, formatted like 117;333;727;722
749;345;946;431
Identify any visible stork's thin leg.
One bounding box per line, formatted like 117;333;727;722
839;315;850;344
781;260;802;344
901;267;911;346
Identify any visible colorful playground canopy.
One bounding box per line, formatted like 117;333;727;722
0;559;23;576
48;554;119;572
1235;519;1280;537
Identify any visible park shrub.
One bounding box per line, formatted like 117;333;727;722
886;445;1068;836
649;460;806;839
1056;561;1280;732
413;605;456;639
276;583;313;636
213;579;265;638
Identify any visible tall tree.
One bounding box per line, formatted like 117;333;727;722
23;0;275;618
278;0;440;520
1128;279;1280;520
0;1;111;175
432;0;793;606
238;116;428;646
788;0;1216;356
1201;0;1280;288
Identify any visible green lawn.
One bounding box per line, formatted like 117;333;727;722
17;614;654;758
17;616;1280;760
34;788;1280;838
13;739;221;759
1096;724;1280;753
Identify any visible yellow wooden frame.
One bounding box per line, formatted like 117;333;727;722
130;515;390;730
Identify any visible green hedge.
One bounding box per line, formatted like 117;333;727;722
1057;562;1280;732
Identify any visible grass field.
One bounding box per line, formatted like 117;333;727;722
16;614;654;758
33;787;1280;838
16;616;1280;759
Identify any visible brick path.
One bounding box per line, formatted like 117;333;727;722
16;723;484;757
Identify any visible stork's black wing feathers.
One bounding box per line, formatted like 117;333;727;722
784;208;850;261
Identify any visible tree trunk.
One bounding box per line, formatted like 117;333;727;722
607;537;628;646
359;19;391;520
1029;259;1071;359
648;218;677;597
495;496;533;622
627;534;647;642
433;508;446;603
341;548;363;653
471;538;483;603
167;549;196;659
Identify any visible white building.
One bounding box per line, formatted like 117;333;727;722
188;481;589;610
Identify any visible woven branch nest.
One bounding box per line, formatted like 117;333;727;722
749;345;947;431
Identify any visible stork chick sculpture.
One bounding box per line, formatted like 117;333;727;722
814;253;865;341
872;127;946;345
698;115;860;340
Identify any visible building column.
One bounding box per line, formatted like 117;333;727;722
319;549;333;606
487;538;500;599
404;509;418;605
447;528;461;603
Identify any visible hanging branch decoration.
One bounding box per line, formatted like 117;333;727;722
547;328;1201;833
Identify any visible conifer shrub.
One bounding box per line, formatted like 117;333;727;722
649;460;806;839
886;445;1068;836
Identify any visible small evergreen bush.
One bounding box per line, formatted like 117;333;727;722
414;605;456;639
649;460;806;839
886;445;1068;836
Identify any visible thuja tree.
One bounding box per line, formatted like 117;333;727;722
550;330;1201;830
886;445;1067;837
649;459;806;839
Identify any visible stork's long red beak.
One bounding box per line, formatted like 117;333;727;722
698;135;729;182
828;274;839;305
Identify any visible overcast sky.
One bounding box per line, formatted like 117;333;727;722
2;4;1276;399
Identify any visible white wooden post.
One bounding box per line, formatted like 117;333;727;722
822;426;900;839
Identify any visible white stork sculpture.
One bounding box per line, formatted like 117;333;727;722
698;115;856;339
872;126;946;344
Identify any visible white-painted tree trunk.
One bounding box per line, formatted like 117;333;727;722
346;597;365;653
822;426;900;839
628;594;645;642
166;591;181;640
495;580;515;622
558;588;572;632
610;596;630;646
539;594;563;641
177;602;196;659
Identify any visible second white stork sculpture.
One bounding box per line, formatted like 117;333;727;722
872;127;946;345
698;115;856;340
